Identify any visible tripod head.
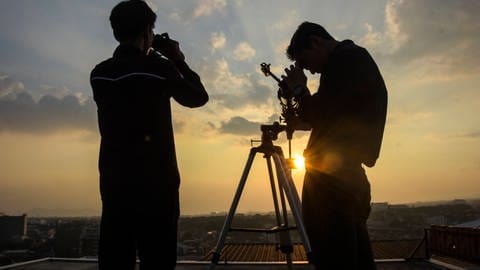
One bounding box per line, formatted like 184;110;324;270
257;122;295;170
260;122;286;143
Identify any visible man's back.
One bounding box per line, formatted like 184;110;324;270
301;40;388;170
91;45;182;192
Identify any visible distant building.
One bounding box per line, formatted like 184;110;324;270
426;215;447;226
389;204;409;209
80;225;99;257
452;199;467;205
371;202;389;213
0;214;28;251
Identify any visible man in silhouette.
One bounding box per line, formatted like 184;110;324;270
90;1;208;269
281;22;387;270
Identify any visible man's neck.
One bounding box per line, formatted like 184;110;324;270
121;38;146;54
326;40;340;55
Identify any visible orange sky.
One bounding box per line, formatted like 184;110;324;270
1;0;480;216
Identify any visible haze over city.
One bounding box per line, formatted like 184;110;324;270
1;0;479;216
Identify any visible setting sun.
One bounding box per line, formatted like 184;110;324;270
293;154;305;170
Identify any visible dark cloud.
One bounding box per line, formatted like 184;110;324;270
0;75;24;97
0;91;97;134
219;116;261;135
268;114;281;123
218;114;287;136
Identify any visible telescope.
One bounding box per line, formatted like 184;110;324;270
260;62;305;140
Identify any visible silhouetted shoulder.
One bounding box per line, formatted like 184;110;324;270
333;40;371;65
90;53;181;83
90;58;114;77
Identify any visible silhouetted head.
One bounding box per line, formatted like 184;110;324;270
286;22;337;74
109;0;156;51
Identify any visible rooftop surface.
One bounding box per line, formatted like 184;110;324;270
0;257;477;270
2;228;479;270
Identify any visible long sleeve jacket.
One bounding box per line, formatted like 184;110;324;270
300;40;387;171
90;45;208;195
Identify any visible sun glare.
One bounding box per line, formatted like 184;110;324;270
293;154;305;169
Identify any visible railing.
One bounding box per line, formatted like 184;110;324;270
428;225;480;262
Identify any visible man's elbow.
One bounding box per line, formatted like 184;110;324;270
187;93;209;108
199;93;209;106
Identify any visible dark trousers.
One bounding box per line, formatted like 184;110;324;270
98;190;179;270
302;170;376;270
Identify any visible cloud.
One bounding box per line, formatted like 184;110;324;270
359;23;384;49
217;114;300;140
271;10;299;32
0;75;25;98
427;130;480;142
219;116;261;135
173;119;186;133
357;0;480;86
391;0;479;56
450;131;480;139
274;40;290;60
211;80;271;110
358;1;409;55
233;42;256;61
0;87;193;136
0;91;97;134
168;12;182;22
384;0;408;52
210;32;226;53
206;58;251;94
373;1;478;68
193;0;227;18
202;58;273;109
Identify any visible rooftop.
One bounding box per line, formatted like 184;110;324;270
0;257;477;270
1;238;479;270
1;225;479;270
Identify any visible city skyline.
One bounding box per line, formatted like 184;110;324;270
1;0;480;216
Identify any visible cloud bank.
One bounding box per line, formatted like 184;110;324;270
0;91;97;134
361;0;480;78
219;116;261;135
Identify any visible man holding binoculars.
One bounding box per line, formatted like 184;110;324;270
90;1;208;269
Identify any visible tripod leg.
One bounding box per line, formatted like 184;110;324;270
266;156;282;226
209;148;257;270
272;153;312;257
267;156;294;270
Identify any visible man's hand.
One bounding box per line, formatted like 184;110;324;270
282;63;307;90
160;40;185;62
279;63;309;99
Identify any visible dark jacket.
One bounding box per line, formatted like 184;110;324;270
300;40;387;170
90;44;208;204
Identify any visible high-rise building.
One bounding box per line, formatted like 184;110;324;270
0;214;28;251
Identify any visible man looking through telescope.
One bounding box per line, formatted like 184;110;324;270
280;22;388;270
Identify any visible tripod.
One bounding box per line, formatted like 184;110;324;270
209;122;312;270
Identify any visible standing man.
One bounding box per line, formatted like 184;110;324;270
281;22;387;269
90;1;208;270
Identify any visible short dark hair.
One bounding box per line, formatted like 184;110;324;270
109;0;156;42
286;22;335;60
